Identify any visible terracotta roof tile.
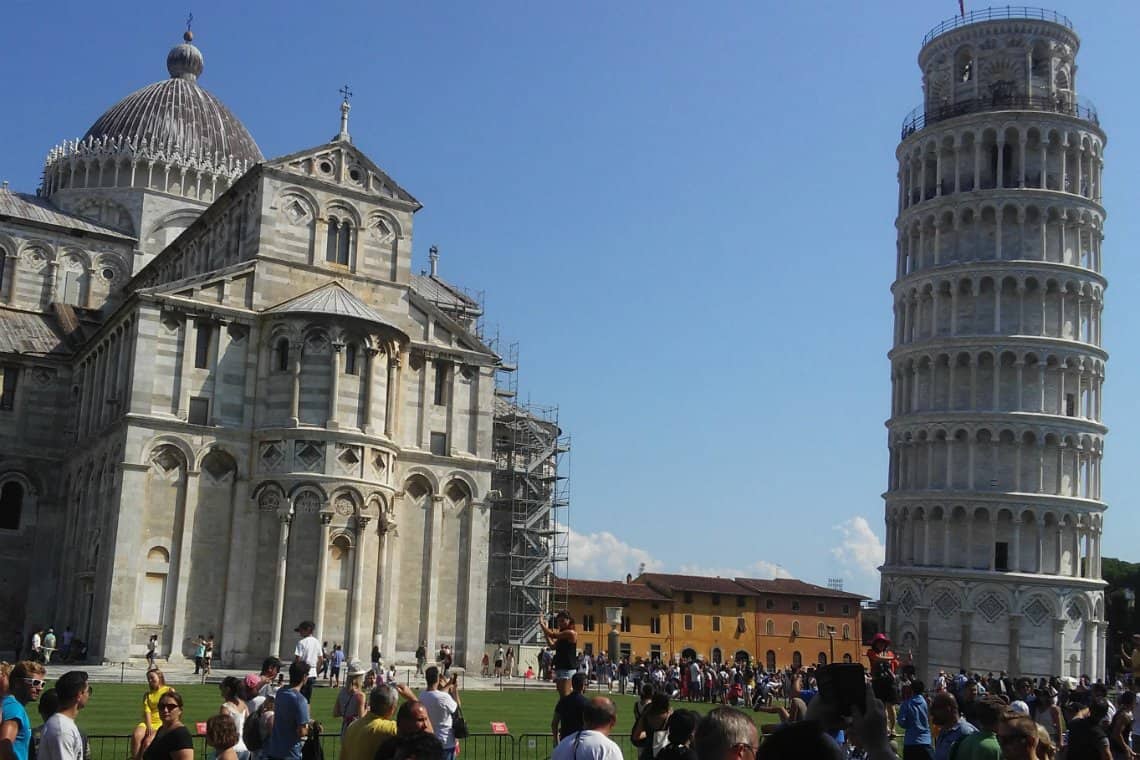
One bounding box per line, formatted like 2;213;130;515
636;573;755;596
557;578;671;601
734;577;868;601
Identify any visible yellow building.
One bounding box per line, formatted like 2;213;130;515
562;573;866;670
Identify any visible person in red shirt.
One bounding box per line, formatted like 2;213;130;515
866;633;899;737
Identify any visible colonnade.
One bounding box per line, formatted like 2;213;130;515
884;506;1102;579
75;316;135;439
898;125;1103;210
897;205;1102;276
891;350;1104;420
888;429;1102;499
894;275;1102;346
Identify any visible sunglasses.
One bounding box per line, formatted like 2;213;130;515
23;678;45;688
157;703;181;711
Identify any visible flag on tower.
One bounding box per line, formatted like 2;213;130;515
959;0;965;16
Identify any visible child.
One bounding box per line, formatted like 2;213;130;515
206;714;240;760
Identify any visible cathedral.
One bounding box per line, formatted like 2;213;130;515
0;31;514;667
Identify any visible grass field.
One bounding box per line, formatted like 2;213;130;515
56;682;778;735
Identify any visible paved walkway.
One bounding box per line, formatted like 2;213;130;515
35;660;558;691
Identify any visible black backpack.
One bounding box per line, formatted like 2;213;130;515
242;705;264;752
301;722;325;760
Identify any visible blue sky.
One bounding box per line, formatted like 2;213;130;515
3;1;1139;599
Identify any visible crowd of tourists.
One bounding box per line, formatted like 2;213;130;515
0;619;469;760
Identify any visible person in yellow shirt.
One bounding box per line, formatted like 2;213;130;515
339;683;416;760
130;668;172;759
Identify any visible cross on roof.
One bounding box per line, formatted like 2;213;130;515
339;85;353;103
186;12;193;32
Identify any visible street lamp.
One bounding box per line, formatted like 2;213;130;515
826;626;836;664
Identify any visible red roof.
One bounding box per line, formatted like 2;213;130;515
636;573;756;596
559;578;671;601
734;577;868;601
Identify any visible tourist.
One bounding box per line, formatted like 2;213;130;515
632;692;671;760
480;653;490;678
339;685;398;760
38;671;89;760
194;636;207;675
265;662;309;760
949;696;1003;760
656;709;698;760
505;648;515;679
218;677;249;760
494;646;504;678
372;647;383;680
131;668;173;760
1109;691;1135;760
318;643;330;682
551;698;622;760
146;636;158;668
897;679;933;760
1;661;43;760
539;612;579;698
867;633;900;737
334;663;368;734
993;715;1038;760
416;643;427;676
137;691;193;760
396;701;433;737
206;714;241;760
60;630;74;663
418;668;459;760
693;706;758;760
552;674;589;742
292;622;321;703
201;635;215;683
29;633;41;665
930;692;976;760
1066;700;1111;760
329;645;345;689
1032;689;1063;748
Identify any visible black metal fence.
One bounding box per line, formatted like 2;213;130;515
85;732;640;760
922;6;1073;46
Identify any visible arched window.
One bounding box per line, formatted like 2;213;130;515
0;481;23;530
843;653;853;663
325;216;352;266
711;648;722;664
276;338;290;373
792;651;802;668
791;621;800;638
344;343;358;375
764;619;774;636
331;535;353;590
955;48;974;83
139;546;170;625
818;652;827;665
842;624;851;640
765;650;776;672
817;623;827;638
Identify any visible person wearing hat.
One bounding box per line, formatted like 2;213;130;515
865;633;899;738
38;671;90;760
292;623;321;703
334;663;368;734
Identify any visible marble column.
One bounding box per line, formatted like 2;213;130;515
361;348;378;434
372;517;391;651
423;496;444;655
313;512;333;641
348;515;370;662
328;343;343;429
1053;618;1067;676
959;611;973;674
269;513;293;657
219;477;252;663
167;469;201;661
1008;614;1022;675
384;356;399;439
289;346;302;425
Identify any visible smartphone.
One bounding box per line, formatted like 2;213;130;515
816;663;867;717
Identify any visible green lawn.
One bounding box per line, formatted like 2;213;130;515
38;681;780;760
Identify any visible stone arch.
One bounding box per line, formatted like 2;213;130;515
144;209;201;253
140;435;195;470
402;468;440;495
329;486;364;519
0;471;37;532
441;470;479;500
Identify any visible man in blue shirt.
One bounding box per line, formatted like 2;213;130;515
0;661;45;760
266;662;311;760
896;679;933;760
930;691;976;760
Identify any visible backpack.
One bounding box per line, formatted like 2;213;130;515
242;705;264;752
301;722;324;760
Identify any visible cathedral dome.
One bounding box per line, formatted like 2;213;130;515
81;32;262;165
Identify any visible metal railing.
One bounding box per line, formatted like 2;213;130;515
85;732;640;760
900;94;1099;139
922;6;1073;47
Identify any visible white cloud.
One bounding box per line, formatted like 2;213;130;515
831;516;885;578
565;526;665;580
678;561;793;580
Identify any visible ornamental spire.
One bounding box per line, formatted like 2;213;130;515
336;84;353;143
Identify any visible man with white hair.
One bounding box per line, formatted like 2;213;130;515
551;698;622;760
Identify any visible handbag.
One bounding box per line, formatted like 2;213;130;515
452;706;469;739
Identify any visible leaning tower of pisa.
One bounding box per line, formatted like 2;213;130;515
882;8;1107;681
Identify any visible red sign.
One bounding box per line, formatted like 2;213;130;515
195;722;208;735
490;722;509;735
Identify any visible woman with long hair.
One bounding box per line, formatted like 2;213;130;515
137;691;193;760
333;664;367;734
1033;689;1064;748
217;676;249;760
539;612;579;697
131;668;173;759
865;633;899;737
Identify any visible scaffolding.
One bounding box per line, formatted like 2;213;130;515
486;341;570;645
